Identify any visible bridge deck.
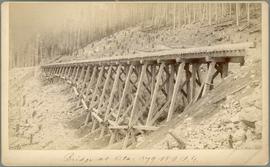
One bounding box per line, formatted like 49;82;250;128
42;42;254;67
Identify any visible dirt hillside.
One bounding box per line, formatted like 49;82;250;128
8;12;262;150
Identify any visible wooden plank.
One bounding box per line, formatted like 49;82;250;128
146;63;165;126
167;63;185;122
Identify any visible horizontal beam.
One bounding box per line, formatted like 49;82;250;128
41;42;253;68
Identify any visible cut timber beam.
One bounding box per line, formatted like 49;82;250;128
146;63;165;126
167;63;185;122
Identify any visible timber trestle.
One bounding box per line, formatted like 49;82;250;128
41;42;254;149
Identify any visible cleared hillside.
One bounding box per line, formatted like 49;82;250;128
8;7;262;150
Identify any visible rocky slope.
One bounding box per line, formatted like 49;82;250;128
8;12;262;150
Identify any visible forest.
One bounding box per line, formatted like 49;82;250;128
10;3;255;68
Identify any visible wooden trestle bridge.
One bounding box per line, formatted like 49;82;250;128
41;42;254;149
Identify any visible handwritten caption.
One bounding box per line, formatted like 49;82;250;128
64;152;197;164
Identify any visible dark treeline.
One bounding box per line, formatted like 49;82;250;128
10;3;260;68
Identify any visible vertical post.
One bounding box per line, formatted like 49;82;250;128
202;61;216;96
221;62;229;78
146;63;165;125
146;63;165;126
191;63;199;101
116;65;133;121
123;64;146;149
82;66;91;88
85;66;97;96
151;65;156;95
108;65;133;145
84;66;104;126
70;67;76;81
167;64;175;100
167;63;184;122
185;63;191;103
97;66;112;110
99;65;121;138
78;66;86;87
73;66;80;84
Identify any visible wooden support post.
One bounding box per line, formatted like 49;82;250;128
82;66;91;88
167;64;175;101
202;61;216;96
90;66;111;132
184;63;191;103
151;65;156;95
70;67;76;82
108;65;133;145
60;67;65;77
128;64;147;127
99;65;122;138
116;65;133;121
84;67;97;97
84;66;104;126
73;66;80;84
78;66;86;86
191;63;199;101
97;66;112;110
146;63;165;126
167;63;185;122
63;67;68;78
123;64;146;149
221;62;228;78
66;67;72;79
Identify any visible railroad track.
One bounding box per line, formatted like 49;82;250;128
41;42;255;149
